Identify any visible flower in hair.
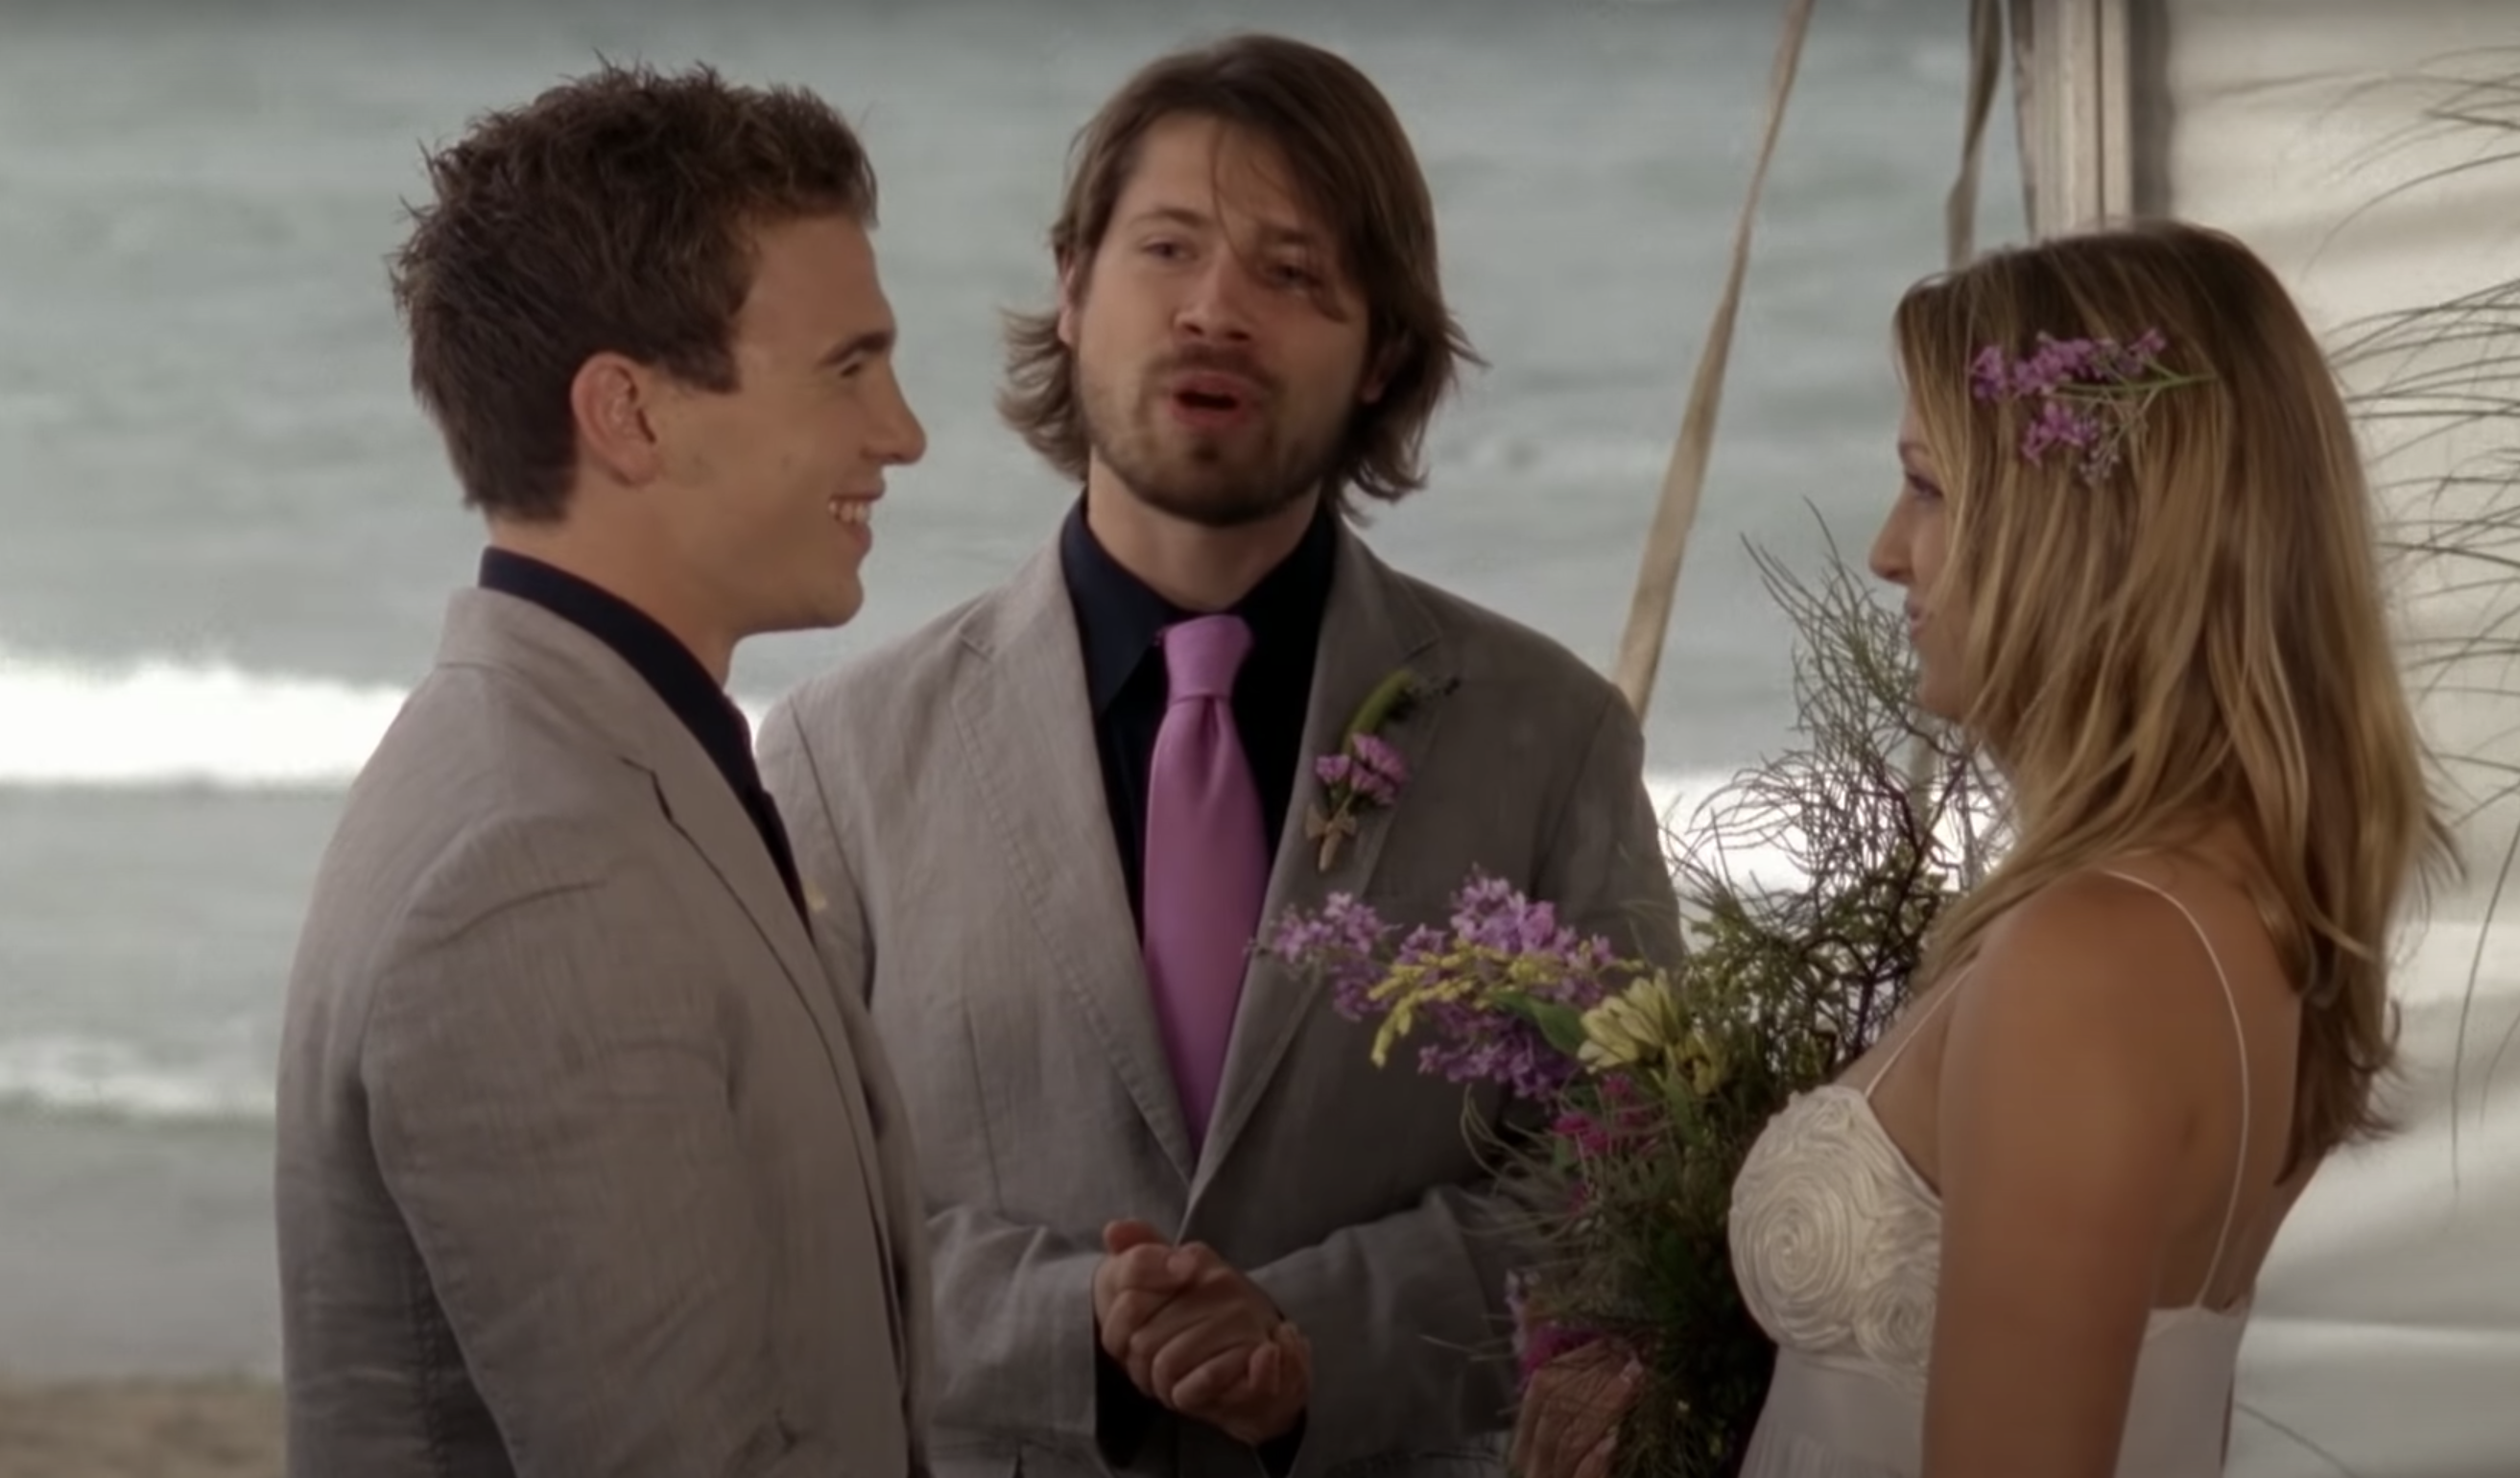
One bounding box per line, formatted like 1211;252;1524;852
1968;328;2211;485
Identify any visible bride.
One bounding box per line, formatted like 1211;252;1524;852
1515;219;2454;1478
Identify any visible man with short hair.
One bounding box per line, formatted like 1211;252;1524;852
761;32;1679;1478
274;61;932;1478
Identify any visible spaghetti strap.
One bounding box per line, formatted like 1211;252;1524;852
2098;869;2251;1305
1859;969;1968;1103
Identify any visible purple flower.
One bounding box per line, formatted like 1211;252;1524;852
1968;344;2008;402
1448;872;1624;974
1968;327;2197;487
1551;1073;1663;1159
1316;733;1408;807
1554;1107;1614;1156
1263;892;1394;1019
1263;870;1631;1101
2020;397;2099;460
2019;333;2106;395
1412;1002;1569;1099
1508;1271;1607;1385
1346;733;1408;804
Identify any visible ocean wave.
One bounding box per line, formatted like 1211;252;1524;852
0;645;413;790
0;641;1839;880
0;644;784;792
0;645;1760;809
0;1033;273;1128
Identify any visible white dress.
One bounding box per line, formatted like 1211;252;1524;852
1724;872;2250;1477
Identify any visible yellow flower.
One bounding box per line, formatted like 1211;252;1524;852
1676;1026;1727;1097
1578;974;1685;1071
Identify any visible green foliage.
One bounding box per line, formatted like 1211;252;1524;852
1495;530;2000;1477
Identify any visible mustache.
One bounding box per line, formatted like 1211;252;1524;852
1154;346;1278;397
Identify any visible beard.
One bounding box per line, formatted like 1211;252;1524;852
1077;350;1347;529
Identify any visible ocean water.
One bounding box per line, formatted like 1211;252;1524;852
0;0;2020;1375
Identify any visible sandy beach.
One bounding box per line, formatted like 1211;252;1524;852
0;1108;283;1476
0;1377;280;1478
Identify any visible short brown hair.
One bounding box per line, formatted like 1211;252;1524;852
391;61;878;522
998;34;1479;515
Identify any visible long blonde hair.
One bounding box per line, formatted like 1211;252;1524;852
1895;220;2457;1172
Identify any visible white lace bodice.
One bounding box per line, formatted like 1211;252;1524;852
1723;872;2255;1477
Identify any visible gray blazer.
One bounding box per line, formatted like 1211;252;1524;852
759;524;1679;1478
273;589;932;1478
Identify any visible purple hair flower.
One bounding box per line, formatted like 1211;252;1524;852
1968;327;2207;486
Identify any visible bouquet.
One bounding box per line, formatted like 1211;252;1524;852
1262;543;1999;1477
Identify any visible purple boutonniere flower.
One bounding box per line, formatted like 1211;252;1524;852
1315;731;1408;807
1302;667;1448;870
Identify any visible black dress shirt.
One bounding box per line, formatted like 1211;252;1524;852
1060;495;1336;925
477;548;807;920
1061;497;1327;1473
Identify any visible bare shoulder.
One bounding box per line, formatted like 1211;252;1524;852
1974;869;2233;1013
1946;870;2256;1108
1933;871;2237;1225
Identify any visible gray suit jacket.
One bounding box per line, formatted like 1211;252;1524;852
758;524;1679;1478
274;589;933;1478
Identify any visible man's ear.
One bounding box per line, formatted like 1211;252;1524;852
568;351;669;487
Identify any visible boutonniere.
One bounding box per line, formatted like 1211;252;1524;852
1302;667;1452;870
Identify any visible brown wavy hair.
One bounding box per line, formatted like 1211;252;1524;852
392;61;878;522
1897;219;2458;1174
997;33;1480;516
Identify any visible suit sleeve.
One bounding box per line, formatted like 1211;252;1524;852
1245;681;1684;1474
362;822;850;1478
759;699;1116;1456
1237;1180;1518;1473
1534;681;1685;969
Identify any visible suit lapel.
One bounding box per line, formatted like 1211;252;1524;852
647;753;826;1031
1196;530;1450;1180
950;549;1200;1180
444;592;904;1304
635;671;913;1359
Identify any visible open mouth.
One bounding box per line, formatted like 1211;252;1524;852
1168;370;1258;419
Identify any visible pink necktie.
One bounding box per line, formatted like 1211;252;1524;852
1141;614;1270;1148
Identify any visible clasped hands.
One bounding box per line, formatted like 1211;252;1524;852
1510;1343;1640;1478
1093;1218;1310;1446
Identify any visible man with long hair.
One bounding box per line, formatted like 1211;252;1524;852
762;33;1679;1478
